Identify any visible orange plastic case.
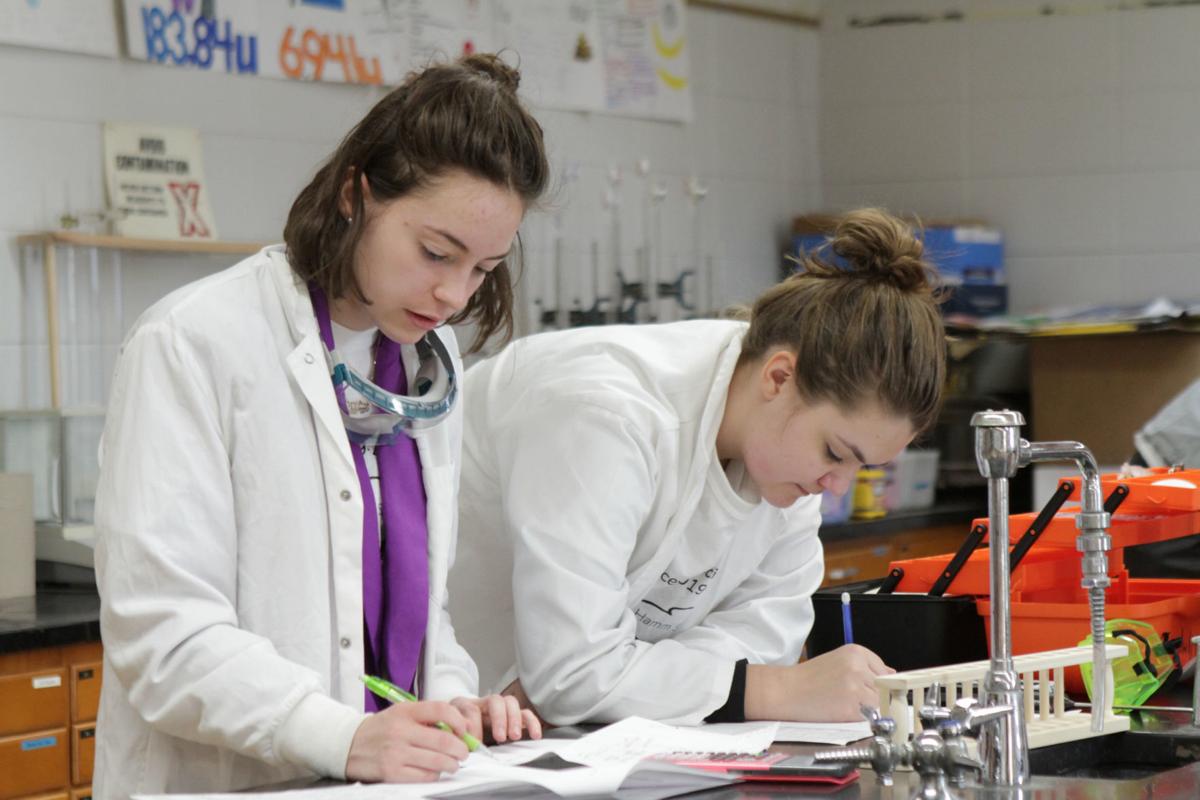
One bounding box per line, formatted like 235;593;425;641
878;469;1200;694
977;579;1200;692
1067;468;1200;514
889;547;1126;598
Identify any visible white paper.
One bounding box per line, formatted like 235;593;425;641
772;720;872;745
556;716;779;765
131;721;741;800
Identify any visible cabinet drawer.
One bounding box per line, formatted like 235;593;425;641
70;725;95;788
0;728;69;800
70;789;91;800
0;670;68;737
822;541;895;587
69;665;101;724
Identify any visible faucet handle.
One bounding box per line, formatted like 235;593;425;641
860;704;896;738
919;683;952;727
951;697;1014;735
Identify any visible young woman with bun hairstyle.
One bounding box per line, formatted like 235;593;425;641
448;207;946;726
93;54;549;798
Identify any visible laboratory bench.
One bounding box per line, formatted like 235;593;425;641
6;586;1200;798
0;585;102;800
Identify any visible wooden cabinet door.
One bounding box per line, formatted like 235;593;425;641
0;728;69;800
0;670;67;738
70;725;95;788
69;664;101;725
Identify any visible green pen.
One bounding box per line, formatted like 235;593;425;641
360;674;486;753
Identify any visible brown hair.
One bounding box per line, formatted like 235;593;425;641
284;53;549;352
740;208;946;435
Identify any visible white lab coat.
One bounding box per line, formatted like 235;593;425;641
447;320;823;726
93;246;477;800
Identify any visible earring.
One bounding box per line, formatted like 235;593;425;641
345;216;353;224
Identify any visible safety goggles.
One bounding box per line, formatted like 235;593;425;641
327;332;457;445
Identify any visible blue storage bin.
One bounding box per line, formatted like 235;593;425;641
789;224;1005;287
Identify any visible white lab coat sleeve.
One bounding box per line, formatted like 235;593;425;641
501;401;735;726
668;501;824;665
95;321;363;778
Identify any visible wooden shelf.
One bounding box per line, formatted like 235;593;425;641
16;231;266;256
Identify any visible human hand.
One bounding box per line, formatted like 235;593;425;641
500;677;551;730
745;645;895;722
345;700;470;783
450;693;543;744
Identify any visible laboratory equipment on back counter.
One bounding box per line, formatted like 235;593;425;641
526;160;719;331
604;164;624;325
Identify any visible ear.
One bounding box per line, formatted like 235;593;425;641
338;170;373;220
759;349;798;402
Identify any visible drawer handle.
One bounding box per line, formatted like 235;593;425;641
78;668;95;681
80;728;96;740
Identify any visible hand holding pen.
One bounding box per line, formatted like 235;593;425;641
344;688;475;783
361;675;486;753
345;675;543;783
363;674;543;748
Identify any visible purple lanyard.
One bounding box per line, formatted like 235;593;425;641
309;284;430;705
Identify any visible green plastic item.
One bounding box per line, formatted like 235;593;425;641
1078;619;1178;709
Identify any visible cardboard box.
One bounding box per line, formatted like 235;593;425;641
1029;331;1200;465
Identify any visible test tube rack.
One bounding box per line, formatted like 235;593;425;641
875;643;1130;755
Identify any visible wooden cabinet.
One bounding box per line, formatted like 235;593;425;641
0;643;100;800
0;728;68;800
69;665;100;725
0;670;67;738
821;522;968;588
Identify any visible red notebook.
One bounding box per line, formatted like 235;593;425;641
652;751;861;785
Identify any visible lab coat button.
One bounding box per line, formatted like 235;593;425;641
304;353;315;364
340;489;352;501
340;637;351;649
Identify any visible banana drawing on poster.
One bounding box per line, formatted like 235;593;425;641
652;0;688;92
598;0;692;121
103;122;218;241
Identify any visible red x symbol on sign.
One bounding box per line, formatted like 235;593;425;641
168;181;212;238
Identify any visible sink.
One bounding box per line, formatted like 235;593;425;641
1029;726;1200;779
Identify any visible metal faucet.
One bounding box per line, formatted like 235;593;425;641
971;410;1113;786
814;695;1006;800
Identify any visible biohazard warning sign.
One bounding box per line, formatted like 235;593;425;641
103;122;218;240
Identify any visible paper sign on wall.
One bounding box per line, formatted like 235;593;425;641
103;123;219;241
121;0;691;122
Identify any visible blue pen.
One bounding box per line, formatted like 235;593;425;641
840;591;854;645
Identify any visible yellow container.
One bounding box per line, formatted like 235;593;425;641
852;468;888;520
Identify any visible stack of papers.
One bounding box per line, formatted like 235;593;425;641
132;718;782;800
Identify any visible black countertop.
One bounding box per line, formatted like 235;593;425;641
0;586;101;654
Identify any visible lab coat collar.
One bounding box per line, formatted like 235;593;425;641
263;246;357;473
